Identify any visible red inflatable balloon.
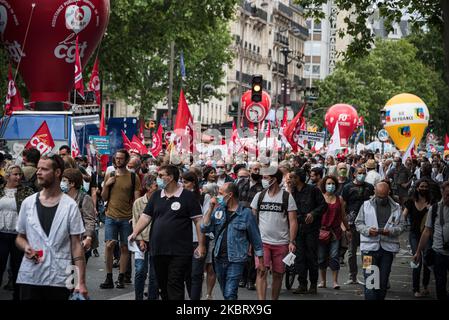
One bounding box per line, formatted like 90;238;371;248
324;104;358;146
0;0;109;106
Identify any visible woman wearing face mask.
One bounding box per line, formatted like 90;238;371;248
403;179;432;297
0;165;34;300
61;169;98;262
318;176;351;289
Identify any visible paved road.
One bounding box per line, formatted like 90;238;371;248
0;227;439;300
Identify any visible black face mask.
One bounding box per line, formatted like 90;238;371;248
376;197;389;206
251;173;261;181
418;189;429;197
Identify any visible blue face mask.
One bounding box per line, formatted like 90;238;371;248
356;174;366;183
60;181;70;193
325;184;336;194
157;177;167;189
217;195;227;207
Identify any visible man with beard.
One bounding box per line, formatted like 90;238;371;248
15;154;87;300
100;149;141;289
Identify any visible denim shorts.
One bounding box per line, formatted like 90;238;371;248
104;216;132;245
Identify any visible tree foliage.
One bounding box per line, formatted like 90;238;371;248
99;0;239;118
310;39;449;137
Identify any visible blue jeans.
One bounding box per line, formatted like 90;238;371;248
318;239;340;271
104;217;133;245
214;259;245;300
135;251;148;300
409;231;431;293
362;248;394;300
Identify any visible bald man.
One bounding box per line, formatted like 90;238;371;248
355;182;405;300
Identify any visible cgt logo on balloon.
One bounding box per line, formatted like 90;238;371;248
52;2;100;63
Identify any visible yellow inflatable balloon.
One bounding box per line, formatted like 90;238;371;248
383;93;429;151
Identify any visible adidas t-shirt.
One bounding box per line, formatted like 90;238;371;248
251;189;297;245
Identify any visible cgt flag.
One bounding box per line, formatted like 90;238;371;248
70;123;80;158
150;124;163;157
25;121;55;155
131;135;148;155
88;57;101;105
283;103;306;152
121;130;132;150
74;36;85;98
4;64;24;115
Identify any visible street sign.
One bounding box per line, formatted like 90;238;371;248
377;129;389;142
298;130;325;143
245;103;268;123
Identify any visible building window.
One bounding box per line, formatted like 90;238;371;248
304;64;311;75
314;21;321;31
306;20;312;30
312;65;320;74
105;102;115;119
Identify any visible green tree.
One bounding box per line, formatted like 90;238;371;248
296;0;449;85
99;0;238;118
310;39;449;137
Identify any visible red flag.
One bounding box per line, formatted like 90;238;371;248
99;105;106;136
300;117;307;131
139;119;145;142
131;135;148;154
174;89;194;153
281;108;288;129
150;124;163;157
267;121;271;138
444;134;449;158
88;57;101;105
283;103;306;152
4;65;24;115
25;121;55;155
74;36;85;98
357;116;364;127
121;130;132;150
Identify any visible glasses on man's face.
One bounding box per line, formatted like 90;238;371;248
158;174;167;178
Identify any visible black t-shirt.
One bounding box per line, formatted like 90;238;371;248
143;188;202;256
218;211;235;260
405;199;428;235
36;196;59;237
342;182;374;215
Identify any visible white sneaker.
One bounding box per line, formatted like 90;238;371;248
204;294;213;300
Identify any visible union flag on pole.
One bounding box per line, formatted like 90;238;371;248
88;57;101;105
70;123;80;158
25;121;55;155
174;89;194;153
74;36;85;98
4;64;24;116
121;130;132;150
150;124;163;158
283;103;306;152
131;135;148;155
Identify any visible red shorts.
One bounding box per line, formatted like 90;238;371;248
255;243;289;274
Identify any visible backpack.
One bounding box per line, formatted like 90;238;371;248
256;189;290;224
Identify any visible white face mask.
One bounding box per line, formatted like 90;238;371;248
262;178;273;189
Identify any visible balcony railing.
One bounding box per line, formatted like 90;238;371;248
241;0;268;22
274;32;289;46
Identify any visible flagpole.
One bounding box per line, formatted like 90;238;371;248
13;3;36;82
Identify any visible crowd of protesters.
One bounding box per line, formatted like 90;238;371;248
0;146;448;300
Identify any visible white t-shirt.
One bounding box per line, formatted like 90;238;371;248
251;189;297;245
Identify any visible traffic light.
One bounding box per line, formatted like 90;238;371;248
251;75;263;102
